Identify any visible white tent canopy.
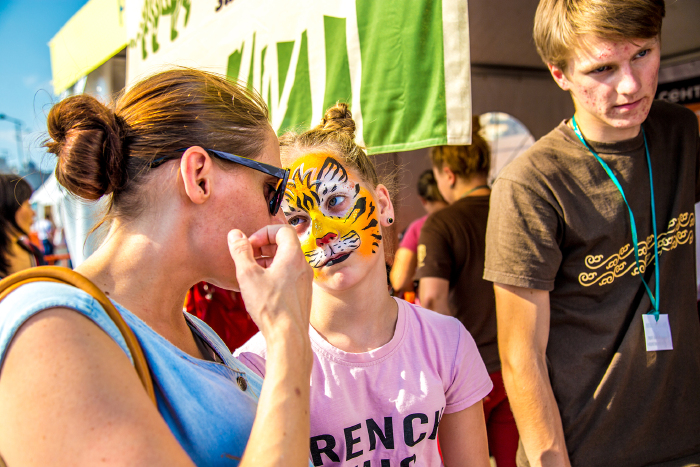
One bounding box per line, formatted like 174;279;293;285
30;173;108;267
30;174;64;225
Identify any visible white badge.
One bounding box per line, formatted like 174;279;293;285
642;314;673;351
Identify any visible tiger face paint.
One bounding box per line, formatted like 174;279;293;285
282;153;382;272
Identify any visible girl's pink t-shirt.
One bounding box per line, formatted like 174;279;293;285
236;298;492;467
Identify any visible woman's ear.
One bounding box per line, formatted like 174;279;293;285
180;146;214;204
442;166;457;189
375;184;395;227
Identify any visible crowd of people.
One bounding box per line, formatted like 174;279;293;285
0;0;698;466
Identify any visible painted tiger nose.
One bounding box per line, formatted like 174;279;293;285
316;233;337;247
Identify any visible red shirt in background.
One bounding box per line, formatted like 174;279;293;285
185;282;258;352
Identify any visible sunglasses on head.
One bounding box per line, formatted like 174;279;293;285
150;148;290;216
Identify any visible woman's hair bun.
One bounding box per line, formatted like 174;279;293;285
45;94;127;200
320;102;356;139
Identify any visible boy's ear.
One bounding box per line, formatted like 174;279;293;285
180;146;213;204
375;184;395;227
548;63;572;91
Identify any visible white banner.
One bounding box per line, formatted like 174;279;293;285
126;0;471;153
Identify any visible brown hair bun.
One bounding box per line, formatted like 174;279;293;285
45;94;127;200
321;102;356;139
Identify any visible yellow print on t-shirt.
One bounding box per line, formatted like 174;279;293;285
578;212;694;287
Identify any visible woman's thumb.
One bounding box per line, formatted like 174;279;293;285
228;230;257;276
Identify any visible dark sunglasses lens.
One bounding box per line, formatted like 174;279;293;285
269;170;289;215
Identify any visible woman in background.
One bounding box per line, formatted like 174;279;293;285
416;131;519;467
0;174;43;278
389;169;447;299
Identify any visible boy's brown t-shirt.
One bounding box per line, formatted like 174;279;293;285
485;100;700;466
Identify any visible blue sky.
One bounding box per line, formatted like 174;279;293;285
0;0;88;173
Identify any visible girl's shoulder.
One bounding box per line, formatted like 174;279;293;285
397;298;466;341
397;299;493;414
395;297;477;364
234;331;268;378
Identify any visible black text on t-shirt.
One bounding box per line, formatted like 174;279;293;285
310;408;444;466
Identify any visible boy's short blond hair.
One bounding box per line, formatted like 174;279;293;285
533;0;665;70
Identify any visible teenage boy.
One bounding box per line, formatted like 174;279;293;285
483;1;700;466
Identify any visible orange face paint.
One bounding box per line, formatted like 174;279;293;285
281;153;382;276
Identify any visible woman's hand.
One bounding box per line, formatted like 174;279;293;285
228;224;312;343
228;225;313;467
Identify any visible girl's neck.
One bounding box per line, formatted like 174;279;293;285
310;261;399;354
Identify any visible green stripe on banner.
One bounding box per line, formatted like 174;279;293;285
247;33;256;91
227;41;244;81
260;45;267;93
279;31;312;135
323;16;352;112
355;0;448;153
277;41;295;100
267;81;272;121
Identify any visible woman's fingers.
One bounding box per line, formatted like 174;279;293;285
247;225;286;265
267;226;306;268
227;230;261;281
247;224;287;249
229;224;312;337
255;257;274;268
230;226;305;277
249;225;306;271
254;244;277;261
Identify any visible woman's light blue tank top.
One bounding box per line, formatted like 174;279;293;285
0;281;264;466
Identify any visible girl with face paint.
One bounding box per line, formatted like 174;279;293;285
237;104;493;467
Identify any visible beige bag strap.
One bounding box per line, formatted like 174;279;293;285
0;266;156;403
0;266;157;466
0;266;159;465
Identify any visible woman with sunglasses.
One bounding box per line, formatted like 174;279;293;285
0;69;312;466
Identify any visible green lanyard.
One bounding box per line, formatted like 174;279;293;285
571;116;660;321
460;185;490;199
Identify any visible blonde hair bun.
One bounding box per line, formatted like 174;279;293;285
321;103;356;139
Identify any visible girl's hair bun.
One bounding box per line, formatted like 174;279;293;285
45;94;127;200
320;102;356;139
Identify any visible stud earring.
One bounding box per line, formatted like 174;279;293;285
387;217;394;224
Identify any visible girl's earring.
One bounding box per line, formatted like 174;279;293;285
387;217;394;224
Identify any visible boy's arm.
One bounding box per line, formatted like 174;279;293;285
494;283;571;467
